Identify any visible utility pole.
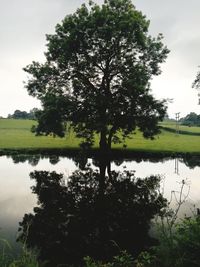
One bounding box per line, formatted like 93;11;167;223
175;158;179;175
175;112;180;135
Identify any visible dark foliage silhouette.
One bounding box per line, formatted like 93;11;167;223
7;154;60;166
24;0;169;152
18;167;167;266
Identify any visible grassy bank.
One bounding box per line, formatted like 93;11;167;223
0;119;200;154
160;120;200;133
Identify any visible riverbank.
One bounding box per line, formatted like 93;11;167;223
0;148;200;160
1;119;200;156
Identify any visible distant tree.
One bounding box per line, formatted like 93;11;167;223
192;67;200;105
7;108;39;120
181;112;200;126
193;67;200;90
11;110;29;119
24;0;169;152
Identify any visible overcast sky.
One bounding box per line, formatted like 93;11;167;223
0;0;200;118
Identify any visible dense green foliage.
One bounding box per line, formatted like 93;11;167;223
136;215;200;267
24;0;169;152
0;240;40;267
84;251;134;267
180;112;200;127
192;66;200;91
7;109;38;120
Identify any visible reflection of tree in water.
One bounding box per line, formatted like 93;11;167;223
18;166;166;267
74;154;200;170
7;154;60;166
8;153;200;169
72;153;88;170
9;154;41;166
48;155;60;165
180;155;200;169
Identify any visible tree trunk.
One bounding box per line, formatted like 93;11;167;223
98;126;114;194
106;160;112;181
99;158;107;196
107;134;112;151
99;128;108;152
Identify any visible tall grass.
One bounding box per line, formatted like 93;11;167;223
0;238;41;267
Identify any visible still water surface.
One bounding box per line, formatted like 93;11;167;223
0;154;199;246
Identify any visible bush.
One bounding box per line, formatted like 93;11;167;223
139;215;200;267
84;251;134;267
0;238;42;267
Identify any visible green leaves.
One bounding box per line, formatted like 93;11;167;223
24;0;169;149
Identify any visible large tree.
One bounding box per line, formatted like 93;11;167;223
24;0;169;152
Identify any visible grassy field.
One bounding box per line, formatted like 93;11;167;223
160;120;200;133
0;119;80;149
0;119;200;153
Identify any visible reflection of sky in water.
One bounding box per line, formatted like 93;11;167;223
0;155;199;241
111;159;200;217
111;160;199;201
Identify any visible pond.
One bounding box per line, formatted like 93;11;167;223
0;154;199;262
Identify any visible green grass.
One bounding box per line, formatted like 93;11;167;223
160;121;200;133
0;119;80;149
0;119;200;153
121;129;200;153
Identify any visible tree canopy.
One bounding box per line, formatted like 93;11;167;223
7;108;38;120
24;0;169;151
180;112;200;127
